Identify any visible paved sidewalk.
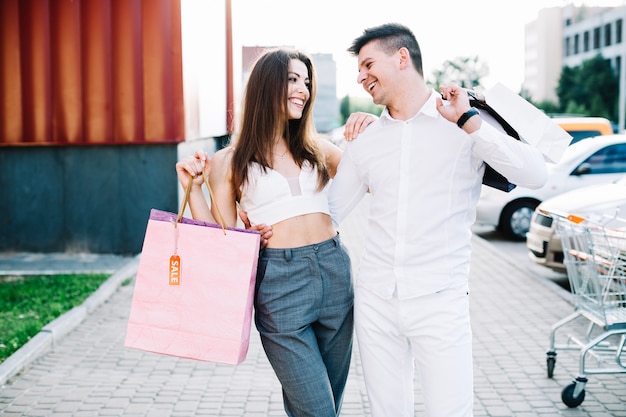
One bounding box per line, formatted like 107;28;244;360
1;196;625;416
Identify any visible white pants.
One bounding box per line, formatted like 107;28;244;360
354;284;474;417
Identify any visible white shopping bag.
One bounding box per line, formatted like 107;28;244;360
484;83;572;163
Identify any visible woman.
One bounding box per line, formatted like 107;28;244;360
176;48;368;417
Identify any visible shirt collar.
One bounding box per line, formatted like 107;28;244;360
379;89;440;124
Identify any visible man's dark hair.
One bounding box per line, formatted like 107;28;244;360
348;23;423;76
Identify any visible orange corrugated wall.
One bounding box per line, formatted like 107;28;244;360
0;0;184;145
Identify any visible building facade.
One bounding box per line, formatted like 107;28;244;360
523;7;564;103
524;3;625;127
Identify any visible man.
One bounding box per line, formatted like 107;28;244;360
329;23;548;417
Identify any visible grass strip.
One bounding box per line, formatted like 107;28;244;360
0;274;109;363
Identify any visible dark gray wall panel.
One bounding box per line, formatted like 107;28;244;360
0;144;182;254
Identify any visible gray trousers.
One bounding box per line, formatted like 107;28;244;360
254;234;354;417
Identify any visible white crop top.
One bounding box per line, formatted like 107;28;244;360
238;161;331;226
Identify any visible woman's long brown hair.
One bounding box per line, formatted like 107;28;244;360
231;49;330;201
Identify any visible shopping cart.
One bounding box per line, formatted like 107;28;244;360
546;212;626;408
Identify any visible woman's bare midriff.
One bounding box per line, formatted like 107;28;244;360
264;212;337;248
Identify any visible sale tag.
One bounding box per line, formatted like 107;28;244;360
169;255;181;285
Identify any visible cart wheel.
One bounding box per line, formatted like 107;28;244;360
562;382;585;408
546;356;556;378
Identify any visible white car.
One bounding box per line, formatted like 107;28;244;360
526;177;626;272
475;134;626;240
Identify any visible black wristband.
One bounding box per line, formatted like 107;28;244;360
456;108;479;129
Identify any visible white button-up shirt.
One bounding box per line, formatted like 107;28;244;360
329;90;547;299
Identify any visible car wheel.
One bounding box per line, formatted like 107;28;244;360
498;199;539;241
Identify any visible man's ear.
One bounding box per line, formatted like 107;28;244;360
398;47;410;70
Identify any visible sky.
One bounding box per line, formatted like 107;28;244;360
230;0;626;98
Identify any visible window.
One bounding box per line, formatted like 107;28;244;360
577;144;626;174
574;34;580;54
605;23;612;46
617;19;623;44
594;27;601;49
584;31;590;52
565;37;571;56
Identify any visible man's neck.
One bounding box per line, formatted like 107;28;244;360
386;79;431;121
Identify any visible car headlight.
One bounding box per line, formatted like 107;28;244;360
533;211;553;228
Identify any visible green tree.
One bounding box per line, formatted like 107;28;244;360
428;55;488;90
556;54;618;121
557;66;584;110
339;95;383;124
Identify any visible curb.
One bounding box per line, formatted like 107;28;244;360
0;255;140;387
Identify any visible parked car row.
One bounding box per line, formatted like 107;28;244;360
475;134;626;241
474;116;614;240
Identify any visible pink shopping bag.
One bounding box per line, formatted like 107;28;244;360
125;178;260;365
